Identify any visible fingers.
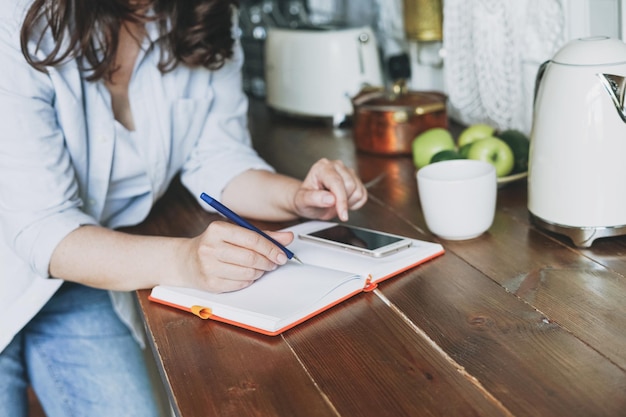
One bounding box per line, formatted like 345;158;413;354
212;226;292;266
300;158;368;221
192;222;294;293
341;169;368;210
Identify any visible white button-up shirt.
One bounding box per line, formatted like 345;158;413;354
0;1;273;351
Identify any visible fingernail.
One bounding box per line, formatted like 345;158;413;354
277;253;287;265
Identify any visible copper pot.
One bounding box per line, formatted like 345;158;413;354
351;81;448;155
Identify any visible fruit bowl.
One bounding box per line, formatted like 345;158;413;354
497;171;528;187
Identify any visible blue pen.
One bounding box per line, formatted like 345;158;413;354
200;193;302;264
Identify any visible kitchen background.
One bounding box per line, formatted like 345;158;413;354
237;0;624;135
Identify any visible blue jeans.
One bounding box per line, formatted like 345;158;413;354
0;282;160;417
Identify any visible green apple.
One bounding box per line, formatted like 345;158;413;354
497;129;529;174
466;137;514;177
430;149;464;164
412;128;455;169
458;123;496;148
458;143;473;158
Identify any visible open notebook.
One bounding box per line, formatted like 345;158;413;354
149;221;444;336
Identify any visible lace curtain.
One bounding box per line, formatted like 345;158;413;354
443;0;566;134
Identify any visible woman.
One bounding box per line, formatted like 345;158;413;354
0;1;367;415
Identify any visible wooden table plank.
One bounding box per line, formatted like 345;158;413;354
138;294;338;417
442;222;626;368
378;250;626;417
284;292;510;417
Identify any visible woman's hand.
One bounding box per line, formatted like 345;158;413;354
184;221;295;293
294;158;368;221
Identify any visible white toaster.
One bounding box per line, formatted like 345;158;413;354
264;26;383;126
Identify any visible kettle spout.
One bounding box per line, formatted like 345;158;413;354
598;73;626;123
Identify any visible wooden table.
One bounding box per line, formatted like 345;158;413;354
132;99;626;417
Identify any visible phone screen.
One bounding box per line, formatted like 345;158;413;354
307;225;405;251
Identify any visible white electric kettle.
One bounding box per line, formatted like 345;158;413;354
528;36;626;247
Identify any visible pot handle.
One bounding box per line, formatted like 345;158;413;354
414;102;446;115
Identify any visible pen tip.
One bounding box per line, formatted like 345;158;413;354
292;255;304;264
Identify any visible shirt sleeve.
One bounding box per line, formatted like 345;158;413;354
0;2;97;278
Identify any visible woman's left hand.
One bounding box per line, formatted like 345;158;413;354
294;158;367;221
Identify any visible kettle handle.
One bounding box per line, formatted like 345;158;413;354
533;60;551;106
598;73;626;123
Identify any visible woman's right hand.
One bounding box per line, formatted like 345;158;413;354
183;221;294;293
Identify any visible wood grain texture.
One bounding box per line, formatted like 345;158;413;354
284;294;510;417
138;297;337;417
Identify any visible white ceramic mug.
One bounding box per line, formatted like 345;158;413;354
417;159;497;240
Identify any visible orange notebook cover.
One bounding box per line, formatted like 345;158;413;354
149;221;444;336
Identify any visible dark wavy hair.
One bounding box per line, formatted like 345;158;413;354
20;0;239;81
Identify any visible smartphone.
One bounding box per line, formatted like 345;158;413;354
299;224;412;257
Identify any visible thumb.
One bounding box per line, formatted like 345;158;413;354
302;189;336;208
